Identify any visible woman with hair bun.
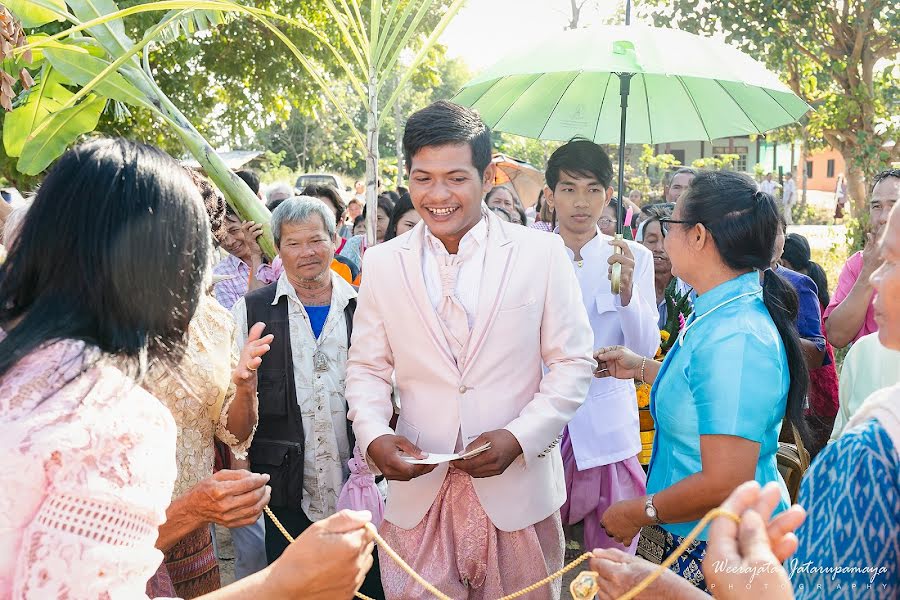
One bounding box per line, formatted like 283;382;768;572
593;170;809;591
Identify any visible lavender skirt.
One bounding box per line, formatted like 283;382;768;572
560;427;647;554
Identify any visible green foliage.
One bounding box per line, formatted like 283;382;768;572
18;95;107;175
790;202;833;226
256;44;469;178
791;202;834;225
493;134;556;176
642;0;900;209
753;162;766;181
844;215;868;254
691;154;738;171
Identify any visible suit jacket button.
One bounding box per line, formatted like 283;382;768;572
458;385;468;393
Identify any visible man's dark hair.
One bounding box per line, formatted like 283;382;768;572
403;100;492;177
545;138;614;191
872;168;900;192
235;169;260;194
669;166;697;183
300;184;346;228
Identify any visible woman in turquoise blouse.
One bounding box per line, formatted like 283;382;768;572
594;170;809;591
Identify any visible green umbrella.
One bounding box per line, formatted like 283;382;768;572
453;21;809;290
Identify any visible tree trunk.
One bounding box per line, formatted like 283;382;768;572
394;80;404;188
799;132;808;207
366;70;379;247
845;162;867;218
568;0;581;29
301;119;309;173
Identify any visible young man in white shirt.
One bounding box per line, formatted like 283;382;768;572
544;139;660;554
760;172;779;197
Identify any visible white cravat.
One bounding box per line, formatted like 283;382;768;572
421;218;487;330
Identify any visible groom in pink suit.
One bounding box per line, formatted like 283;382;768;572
346;101;595;599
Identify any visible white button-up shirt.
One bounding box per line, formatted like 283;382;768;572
563;229;660;468
232;272;355;521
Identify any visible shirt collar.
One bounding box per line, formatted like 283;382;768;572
423;213;488;257
556;227;610;261
225;253;248;272
693;271;761;317
271;269;358;307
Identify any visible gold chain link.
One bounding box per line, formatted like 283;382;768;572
263;505;740;600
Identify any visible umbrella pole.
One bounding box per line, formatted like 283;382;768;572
611;72;633;294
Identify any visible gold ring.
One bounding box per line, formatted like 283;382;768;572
247;366;257;372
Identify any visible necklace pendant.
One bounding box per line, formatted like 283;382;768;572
313;350;329;372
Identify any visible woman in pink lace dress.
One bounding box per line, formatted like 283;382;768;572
0;139;374;600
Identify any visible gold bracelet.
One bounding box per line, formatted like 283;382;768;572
640;356;647;385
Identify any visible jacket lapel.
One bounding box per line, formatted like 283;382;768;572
398;223;461;374
461;212;516;379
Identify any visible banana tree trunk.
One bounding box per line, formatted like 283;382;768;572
365;70;379;247
394;74;404;188
150;83;276;259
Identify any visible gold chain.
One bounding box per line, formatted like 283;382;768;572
263;505;740;600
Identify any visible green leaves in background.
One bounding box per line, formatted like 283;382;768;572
18;94;106;175
3;66;73;157
43;45;150;108
2;0;68;29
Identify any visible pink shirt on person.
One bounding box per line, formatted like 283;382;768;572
823;250;878;343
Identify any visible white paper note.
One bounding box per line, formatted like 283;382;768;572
402;442;492;465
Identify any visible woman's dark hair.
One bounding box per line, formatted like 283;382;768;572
235;168;260;195
783;233;830;307
185;167;226;242
385;192;416;240
545;137;614;191
362;195;395;219
353;214;366;229
397;185;409;196
300;183;346;228
681;170;809;444
0;138;209;380
403;100;492;177
386;190;401;204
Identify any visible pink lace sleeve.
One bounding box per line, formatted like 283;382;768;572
13;494;173;599
6;363;179;600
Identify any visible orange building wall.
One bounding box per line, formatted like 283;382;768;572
803;148;846;192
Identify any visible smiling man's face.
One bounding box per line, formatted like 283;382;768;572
407;143;493;253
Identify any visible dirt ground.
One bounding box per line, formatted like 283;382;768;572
214;523;583;595
214;525;236;587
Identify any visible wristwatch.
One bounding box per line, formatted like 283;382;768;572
644;494;663;525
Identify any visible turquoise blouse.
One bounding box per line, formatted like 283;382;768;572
647;271;791;539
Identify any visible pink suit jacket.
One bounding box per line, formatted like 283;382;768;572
346;211;595;532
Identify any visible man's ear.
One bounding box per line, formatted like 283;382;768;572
544;185;555;210
482;163;496;194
